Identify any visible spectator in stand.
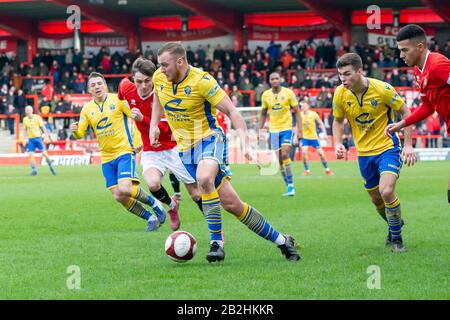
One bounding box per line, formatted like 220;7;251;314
72;73;86;94
230;85;243;107
213;43;226;63
254;81;269;106
316;76;332;88
22;73;34;94
291;75;302;89
6;103;17;135
38;62;49;76
0;84;8;97
370;62;385;80
426;112;442;148
0;96;5;115
231;94;241;108
41;80;54;101
297;85;310;102
100;53;111;74
280;50;293;71
15;89;27;118
304;45;315;69
226;72;237;88
267;40;281;60
324;40;336;68
315;86;330;108
315;41;325;63
303;75;313;89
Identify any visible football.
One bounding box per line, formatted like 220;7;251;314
165;231;197;263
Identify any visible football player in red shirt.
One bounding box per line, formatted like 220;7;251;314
118;58;203;230
386;24;450;203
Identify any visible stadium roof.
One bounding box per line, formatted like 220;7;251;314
0;0;429;21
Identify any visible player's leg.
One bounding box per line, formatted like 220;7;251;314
317;146;334;175
165;147;203;213
378;149;405;252
41;150;56;175
142;166;180;231
301;140;311;175
27;151;37;175
218;179;300;261
359;154;393;247
169;171;181;200
116;153;166;228
280;143;295;196
270;132;287;186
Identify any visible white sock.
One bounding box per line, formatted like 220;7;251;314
169;200;176;209
274;234;286;246
211;240;224;248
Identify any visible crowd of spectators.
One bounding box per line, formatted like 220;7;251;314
0;37;449;142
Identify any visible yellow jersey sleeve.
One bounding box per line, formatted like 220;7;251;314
332;86;345;118
198;75;227;106
118;99;131;117
261;92;269;109
73;106;90;139
289;90;298;108
380;84;404;111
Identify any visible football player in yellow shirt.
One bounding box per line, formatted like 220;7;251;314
70;72;166;232
259;72;302;196
332;53;416;252
299;100;334;176
22;105;56;176
150;42;300;263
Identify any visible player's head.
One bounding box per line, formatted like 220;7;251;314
396;24;427;67
269;72;281;89
25;105;34;117
299;99;310;112
336;53;364;89
157;42;188;82
131;58;157;98
87;72;107;100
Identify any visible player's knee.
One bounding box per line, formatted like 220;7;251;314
146;180;161;192
117;185;132;198
112;191;127;204
379;185;395;201
197;175;215;193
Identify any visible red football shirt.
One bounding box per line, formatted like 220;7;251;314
118;78;176;151
405;51;450;134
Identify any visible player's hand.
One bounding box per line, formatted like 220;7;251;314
22;138;28;147
131;108;144;122
335;144;346;160
149;125;161;147
134;145;143;153
244;148;261;170
401;144;417;167
385;121;403;138
70;122;78;133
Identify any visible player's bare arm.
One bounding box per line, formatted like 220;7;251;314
150;90;164;147
216;94;260;168
398;104;417;167
332;116;346;159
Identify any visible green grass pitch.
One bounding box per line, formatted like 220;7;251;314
0;161;448;299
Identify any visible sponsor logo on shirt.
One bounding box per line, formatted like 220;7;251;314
207;84;219;97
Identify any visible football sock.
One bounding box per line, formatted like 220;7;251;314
303;158;310;171
29;156;36;172
375;203;388;223
282;158;293;185
131;184;157;208
150;186;173;207
385;197;403;241
280;166;288;186
169;172;180;193
202;190;223;243
447;189;449;204
237;203;282;244
124;197;151;220
319;154;329;169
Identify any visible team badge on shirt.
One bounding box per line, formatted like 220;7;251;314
109;104;116;111
184;86;192;96
160;84;164;92
370;99;378;108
